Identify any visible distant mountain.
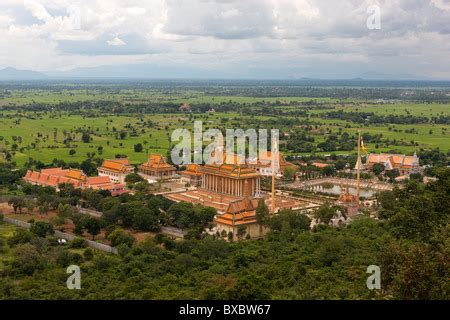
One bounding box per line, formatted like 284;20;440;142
0;67;47;80
46;63;224;79
358;71;423;81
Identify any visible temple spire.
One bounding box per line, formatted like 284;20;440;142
356;131;361;207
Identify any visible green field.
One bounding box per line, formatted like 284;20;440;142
1;88;449;166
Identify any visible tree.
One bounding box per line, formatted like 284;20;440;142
69;149;76;156
30;221;54;238
322;165;336;176
108;228;135;247
372;163;385;175
237;225;247;240
125;173;144;184
11;244;46;276
132;207;160;232
134;143;143;152
8;196;25;213
268;209;311;233
25;199;35;214
81;132;91;143
85;217;101;240
255;199;269;237
134;181;150;193
335;159;347;171
38;203;49;215
283;167;296;181
314;203;342;225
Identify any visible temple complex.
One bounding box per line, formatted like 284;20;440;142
138;154;177;181
98;158;134;184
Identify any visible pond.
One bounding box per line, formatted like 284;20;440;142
305;183;376;198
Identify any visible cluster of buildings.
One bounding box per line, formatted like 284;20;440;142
23;155;179;195
169;152;305;240
22;149;421;241
361;152;420;175
24;167;128;196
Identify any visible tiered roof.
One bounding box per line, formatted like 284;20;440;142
215;197;259;226
200;152;260;179
98;158;134;173
180;164;202;177
139;154;176;172
366;153;419;169
248;151;297;169
200;163;260;179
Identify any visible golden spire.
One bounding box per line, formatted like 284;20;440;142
356;130;361;207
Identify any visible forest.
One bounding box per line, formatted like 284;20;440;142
0;167;448;300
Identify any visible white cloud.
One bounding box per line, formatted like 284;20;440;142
107;36;126;46
0;0;448;79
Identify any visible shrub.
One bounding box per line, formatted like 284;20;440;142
108;228;135;247
8;229;34;247
70;237;88;249
11;244;46;276
117;243;131;257
30;221;54;238
0;238;7;253
83;248;94;261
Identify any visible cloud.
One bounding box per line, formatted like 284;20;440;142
107;36;126;46
0;0;448;79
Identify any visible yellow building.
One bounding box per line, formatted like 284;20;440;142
98;158;134;184
139;154;177;181
215;197;268;241
199;160;261;197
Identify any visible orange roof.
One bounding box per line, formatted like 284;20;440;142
41;168;68;176
226;197;259;214
86;176;112;186
99;159;134;173
66;169;87;181
139;154;176;171
181;164;202;177
29;171;40;181
47;175;60;186
214;197;260;226
38;173;50;184
367;153;418;169
312;162;329;168
25;170;32;178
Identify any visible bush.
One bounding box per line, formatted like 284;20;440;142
83;248;94;261
70;237;88;249
56;250;83;267
8;229;34;247
0;213;4;222
30;221;54;238
11;244;46;276
117;243;131;257
108;228;135;247
0;238;7;253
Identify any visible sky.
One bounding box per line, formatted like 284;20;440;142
0;0;449;79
